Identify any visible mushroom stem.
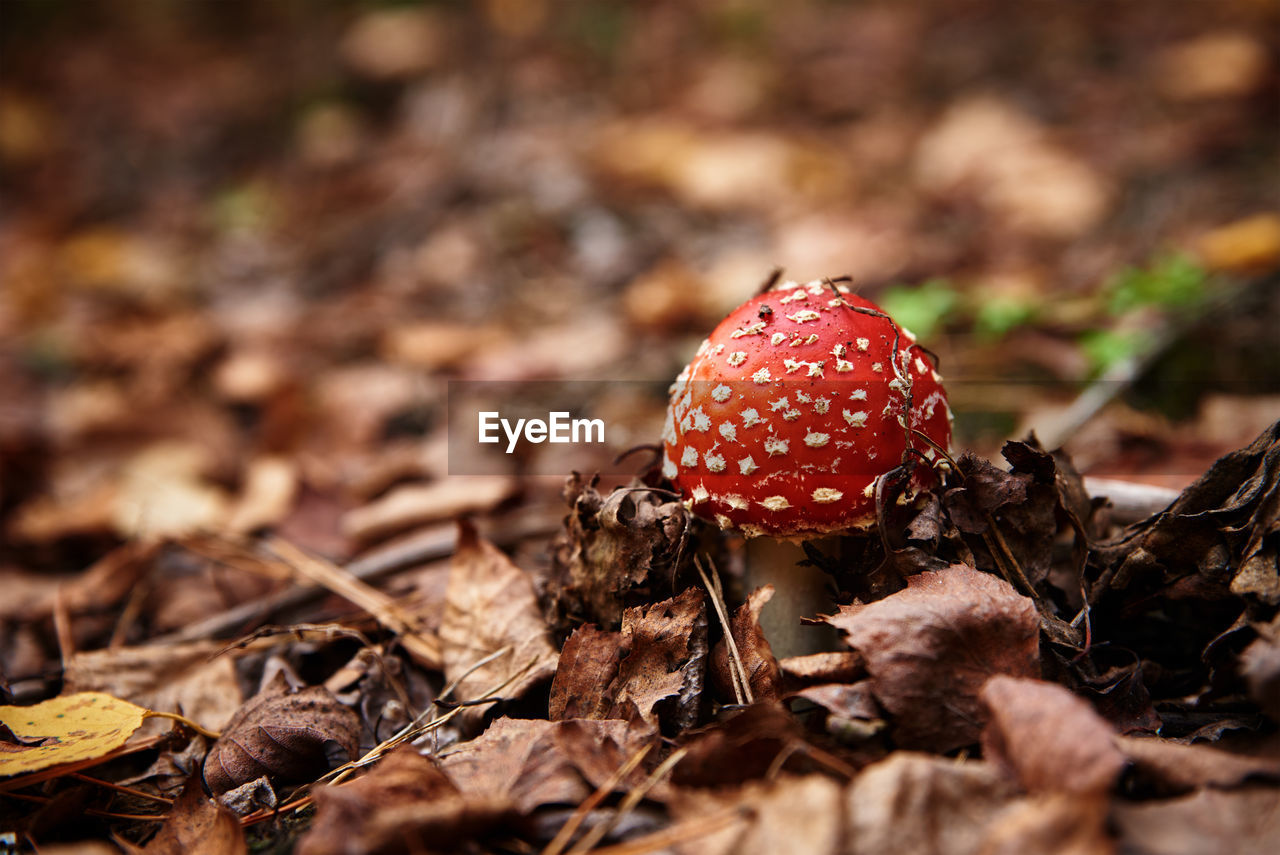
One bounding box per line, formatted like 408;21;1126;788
742;536;842;660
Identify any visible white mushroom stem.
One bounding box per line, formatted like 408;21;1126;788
1084;476;1181;524
742;536;841;660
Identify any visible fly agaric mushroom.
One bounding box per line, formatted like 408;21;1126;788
661;277;952;656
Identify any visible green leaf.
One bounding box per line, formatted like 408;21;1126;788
879;279;960;342
1105;254;1207;315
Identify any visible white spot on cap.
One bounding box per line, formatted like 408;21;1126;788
804;432;830;447
795;390;811;403
738;455;758;475
832;343;846;358
872;362;883;373
779;290;808;304
719;422;737;442
695;339;710;356
769;397;790;412
787;310;821;324
804;334;819;345
863;481;876;498
752;367;772;384
662;454;677;479
690;407;712;432
843;410;869;427
742;408;763;428
915;357;929;374
727;351;747;367
814;397;830;414
705;452;726;472
764;437;790;456
691;484;709;502
812;488;843;503
715;513;732;528
726;494;749;510
681;446;699;468
806;361;825;378
835;359;854;372
828;298;847;308
711;343;726;355
806;282;825;295
784;359;804;374
760;495;791;511
771;332;787;345
712;384;732;403
783;409;801;421
850;388;867;401
856;338;870;351
731;322;767;338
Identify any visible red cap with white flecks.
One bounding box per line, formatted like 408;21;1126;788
661;279;952;538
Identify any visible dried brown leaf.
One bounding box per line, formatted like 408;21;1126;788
440;520;558;716
980;676;1125;796
1115;735;1280;795
670;774;843;855
1110;786;1280;855
844;752;1018;855
440;717;655;814
779;651;866;688
144;776;246;855
342;476;517;544
550;477;689;628
201;676;360;797
981;793;1114;855
297;745;516;855
711;585;781;703
673;702;807;788
605;587;707;731
826;565;1040;752
550;624;623;721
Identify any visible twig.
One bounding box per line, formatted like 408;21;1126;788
694;556;752;706
542;743;654;855
566;748;690;855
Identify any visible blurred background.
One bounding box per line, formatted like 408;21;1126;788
1;0;1278;573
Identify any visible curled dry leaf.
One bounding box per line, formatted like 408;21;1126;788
550;475;690;629
980;675;1125;797
143;776;246;855
201;676;360;798
440;520;558;718
825;565;1040;752
549;623;624;721
440;717;656;815
1110;786;1280;855
673;702;808;788
710;585;781;703
844;752;1019;855
1115;735;1280;795
298;745;517;855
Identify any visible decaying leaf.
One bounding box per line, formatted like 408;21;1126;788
298;745;517;855
710;585;781;703
1111;786;1280;855
670;774;844;855
844;752;1019;855
143;776;247;855
981;793;1114;855
550;624;624;721
440;717;656;815
606;587;707;731
550;475;689;628
673;702;809;788
440;520;558;718
201;676;360;797
1115;735;1280;795
0;692;148;777
826;565;1040;752
980;675;1125;796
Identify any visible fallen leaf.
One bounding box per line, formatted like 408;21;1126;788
711;585;780;703
826;565;1040;752
201;676;360;797
981;793;1114;855
673;702;808;788
298;745;516;855
144;776;246;855
440;717;655;814
606;587;707;731
63;641;242;738
1110;786;1280;855
0;692;147;777
845;752;1019;855
1115;735;1280;795
550;624;624;721
440;520;558;718
980;675;1126;796
225;455;298;534
671;774;843;855
341;476;517;544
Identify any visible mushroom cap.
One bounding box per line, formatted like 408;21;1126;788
661;279;952;538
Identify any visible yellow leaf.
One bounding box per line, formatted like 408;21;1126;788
0;691;148;777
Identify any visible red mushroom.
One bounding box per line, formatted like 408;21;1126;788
662;277;952;655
